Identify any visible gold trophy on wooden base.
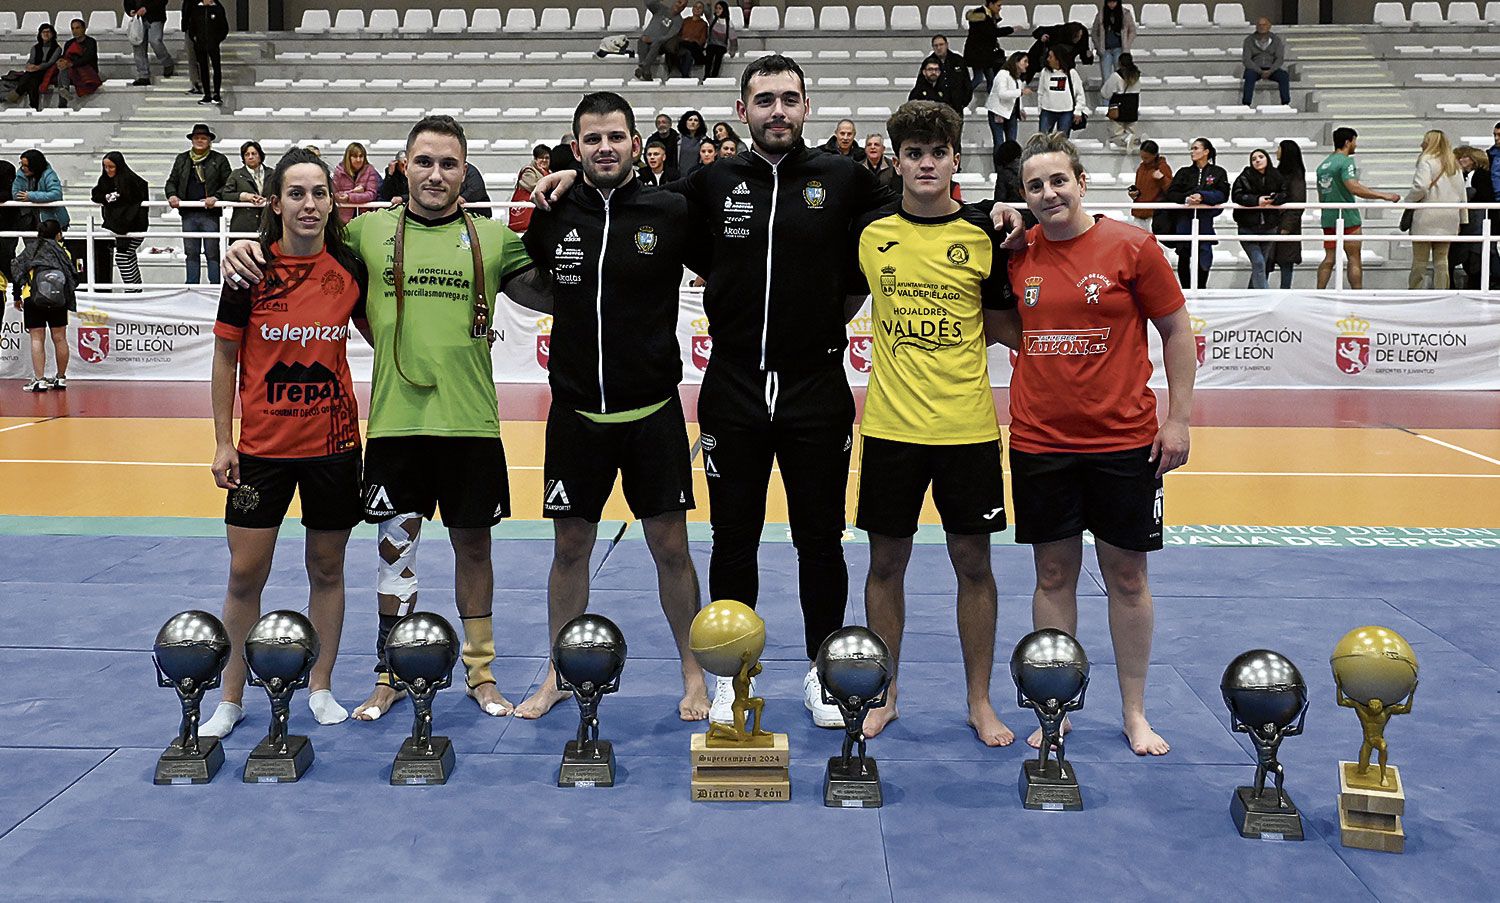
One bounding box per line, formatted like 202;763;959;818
687;600;790;802
1331;626;1418;853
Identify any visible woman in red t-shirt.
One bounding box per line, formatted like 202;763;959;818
199;148;371;739
991;131;1196;757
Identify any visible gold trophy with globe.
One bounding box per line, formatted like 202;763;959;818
687;600;790;802
1331;626;1418;853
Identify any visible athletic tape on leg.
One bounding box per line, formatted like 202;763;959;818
460;614;497;688
377;513;423;602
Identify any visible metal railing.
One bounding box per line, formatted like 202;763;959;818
1;198;1498;294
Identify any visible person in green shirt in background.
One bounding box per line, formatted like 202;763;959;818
223;117;552;722
1315;127;1400;289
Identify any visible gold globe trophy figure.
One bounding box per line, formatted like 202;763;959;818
1330;626;1419;853
686;600;790;801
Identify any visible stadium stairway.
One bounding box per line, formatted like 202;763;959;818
1283;28;1429;154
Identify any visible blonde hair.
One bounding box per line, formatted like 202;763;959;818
1417;129;1458;180
1019;130;1086;178
342;141;367;173
1454;145;1488;171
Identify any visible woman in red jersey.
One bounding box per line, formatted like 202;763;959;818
200;148;371;739
992;130;1196;757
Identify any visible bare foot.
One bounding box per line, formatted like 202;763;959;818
1124;713;1170;756
1026;714;1072;749
861;682;899;738
352;683;405;721
468;682;515;717
967;699;1015;747
679;666;710;721
513;663;571;719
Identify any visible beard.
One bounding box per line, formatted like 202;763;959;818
583;156;632;190
749;117;801;154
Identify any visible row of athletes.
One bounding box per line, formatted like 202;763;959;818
201;54;1193;759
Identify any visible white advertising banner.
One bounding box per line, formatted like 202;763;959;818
4;289;1497;390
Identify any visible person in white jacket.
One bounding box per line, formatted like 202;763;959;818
1036;46;1088;134
985;52;1033;148
1404;129;1467;289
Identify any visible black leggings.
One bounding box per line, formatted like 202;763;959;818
194;40;221;97
697;360;855;661
704;46;728;78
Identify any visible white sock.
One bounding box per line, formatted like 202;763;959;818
200;701;244;738
308;689;349;725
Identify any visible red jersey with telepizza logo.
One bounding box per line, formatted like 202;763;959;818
213;246;366;459
1007;217;1184;454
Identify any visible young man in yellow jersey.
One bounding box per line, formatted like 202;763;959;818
846;101;1016;746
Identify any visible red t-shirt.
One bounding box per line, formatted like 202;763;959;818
1006;217;1185;454
213;246;366;458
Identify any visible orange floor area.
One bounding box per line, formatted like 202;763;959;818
2;416;1497;527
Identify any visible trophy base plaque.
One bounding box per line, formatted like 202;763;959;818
391;736;455;785
243;734;314;783
559;740;615;787
1337;762;1405;853
154;737;225;785
1231;787;1305;841
691;732;790;802
824;756;881;808
1020;758;1083;811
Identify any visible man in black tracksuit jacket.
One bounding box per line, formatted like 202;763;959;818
508;92;714;722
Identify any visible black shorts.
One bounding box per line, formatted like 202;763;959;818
22;304;67;330
362;436;510;528
1009;445;1163;552
855;436;1007;538
543;396;694;523
226;449;364;531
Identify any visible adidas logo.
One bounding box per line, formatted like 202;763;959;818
731;182;750;196
563;228;581;242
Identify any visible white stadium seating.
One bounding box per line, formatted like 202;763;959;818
1140;3;1174;26
854;7;886;30
405;9;437;33
1032;4;1065;27
329;10;363;34
819;6;851;30
1176;3;1211;26
924;4;958;30
608;8;642;31
294;10;329;34
747;7;779;29
1407;1;1444;24
537;9;573;32
1373;2;1407;25
1213;3;1248;26
888;6;922;30
783;6;815;29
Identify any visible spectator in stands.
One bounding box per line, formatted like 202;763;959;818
1101;52;1141;153
377;150;406;202
180;0;202;96
1315;127;1399;290
677;2;709;78
651;114;680;165
552;133;579;173
127;0;176;87
166;123;232;284
222;140;267;236
11;219;75;393
460;162;493;218
1036;46;1087;134
0;160;17;302
985;52;1031;148
739;0;754;27
910;56;966;120
333;142;379;224
821;120;861;158
636;0;688;82
1231;149;1287;289
712;121;740;145
705;1;737;79
928;35;973;110
1272;139;1305;289
1127;139;1172;234
991;139;1025;216
92;152;150;288
1403;129;1465;290
692;140;718;173
3;23;62;112
640;138;671;185
719;137;741;158
188;0;229;106
508;145;552;232
13;150;69;246
1091;0;1136;84
861;134;898;189
50;19;102;109
304;145;321;158
1241;17;1290;108
676;110;708;174
1165;137;1228;289
1451;146;1492;290
1487;122;1500;233
1027;21;1092;81
963;0;1012;96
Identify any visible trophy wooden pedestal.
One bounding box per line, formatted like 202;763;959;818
690;732;790;802
1337;762;1405;853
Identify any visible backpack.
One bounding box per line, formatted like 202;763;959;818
28;267;70;311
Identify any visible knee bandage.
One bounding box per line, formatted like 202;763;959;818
377;514;423;604
460;614;496;689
